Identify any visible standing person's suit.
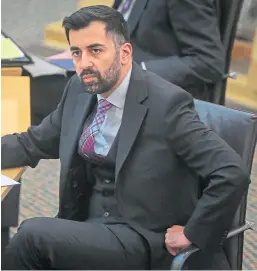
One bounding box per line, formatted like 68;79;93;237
2;63;249;269
113;0;225;101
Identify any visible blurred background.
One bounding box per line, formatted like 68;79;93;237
2;0;77;55
1;0;257;269
2;0;257;111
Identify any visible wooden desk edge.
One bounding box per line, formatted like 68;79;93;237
1;186;12;200
13;167;27;181
1;167;27;200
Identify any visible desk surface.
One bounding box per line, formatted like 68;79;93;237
1;76;30;199
1;167;25;200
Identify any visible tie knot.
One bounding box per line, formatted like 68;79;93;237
97;99;112;114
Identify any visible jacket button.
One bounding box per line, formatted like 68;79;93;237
104;212;110;217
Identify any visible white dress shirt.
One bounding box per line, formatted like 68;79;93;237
94;67;132;156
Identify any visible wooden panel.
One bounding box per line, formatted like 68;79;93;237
44;21;69;49
226;31;257;110
248;30;257;86
1;76;31;198
1;67;22;76
232;39;252;61
1;186;11;201
1;76;31;134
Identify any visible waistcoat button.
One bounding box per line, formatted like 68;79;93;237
104;212;110;217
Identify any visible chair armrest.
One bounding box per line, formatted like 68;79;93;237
226;220;254;238
170;244;200;270
223;71;237;79
170;221;254;270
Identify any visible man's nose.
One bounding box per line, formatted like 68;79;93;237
79;52;93;70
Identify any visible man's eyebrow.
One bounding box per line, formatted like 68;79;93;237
87;43;105;49
70;46;80;51
70;44;105;51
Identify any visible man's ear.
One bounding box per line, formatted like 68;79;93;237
120;43;133;65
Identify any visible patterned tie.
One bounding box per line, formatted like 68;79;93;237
80;99;112;159
120;0;133;14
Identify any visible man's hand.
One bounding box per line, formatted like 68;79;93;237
165;225;192;256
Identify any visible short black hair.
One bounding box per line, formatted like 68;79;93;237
62;5;130;45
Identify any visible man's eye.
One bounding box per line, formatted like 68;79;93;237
92;48;102;54
72;51;80;57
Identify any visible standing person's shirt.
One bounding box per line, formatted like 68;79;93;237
117;0;137;21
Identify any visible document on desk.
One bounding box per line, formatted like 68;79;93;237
1;174;19;186
1;38;25;59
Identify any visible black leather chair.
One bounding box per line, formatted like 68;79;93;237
171;99;257;270
211;0;245;105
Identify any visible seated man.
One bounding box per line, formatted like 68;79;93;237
113;0;225;101
2;5;250;270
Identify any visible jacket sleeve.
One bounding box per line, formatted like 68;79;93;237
165;90;250;249
1;78;71;169
144;0;225;91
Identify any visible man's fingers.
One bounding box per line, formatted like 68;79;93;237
165;239;180;256
165;233;178;246
167;225;183;232
166;244;180;256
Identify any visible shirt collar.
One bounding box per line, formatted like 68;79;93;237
97;67;132;109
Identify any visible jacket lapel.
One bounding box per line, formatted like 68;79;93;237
115;63;148;180
63;92;96;168
128;0;148;34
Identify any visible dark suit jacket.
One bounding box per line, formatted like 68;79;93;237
114;0;225;101
1;63;250;269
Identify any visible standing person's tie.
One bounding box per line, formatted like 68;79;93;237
119;0;134;15
81;99;112;160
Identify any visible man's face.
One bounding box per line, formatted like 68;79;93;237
69;21;124;95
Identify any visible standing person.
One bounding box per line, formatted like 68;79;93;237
113;0;225;101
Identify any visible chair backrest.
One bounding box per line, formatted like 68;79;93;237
194;99;257;270
212;0;245;104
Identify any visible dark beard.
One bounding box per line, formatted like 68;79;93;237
79;53;121;95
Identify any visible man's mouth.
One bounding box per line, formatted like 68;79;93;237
82;74;96;81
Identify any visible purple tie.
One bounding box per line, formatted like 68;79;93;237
120;0;133;14
80;99;112;159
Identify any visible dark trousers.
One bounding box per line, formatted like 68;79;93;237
2;217;148;270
